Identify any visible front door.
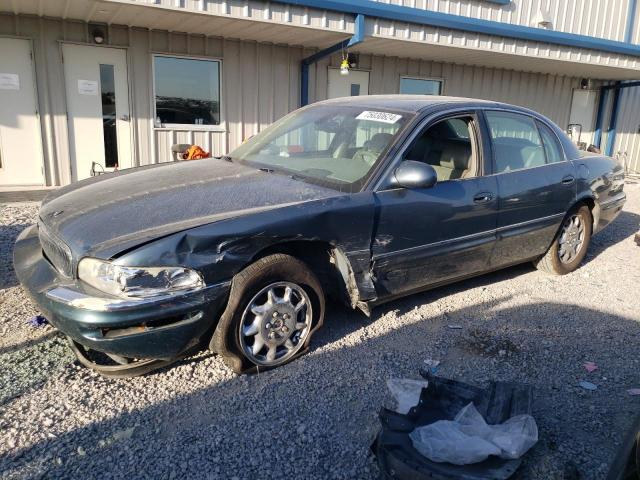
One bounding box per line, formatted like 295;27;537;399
568;89;598;147
62;44;132;181
327;68;369;99
0;38;45;186
371;113;498;298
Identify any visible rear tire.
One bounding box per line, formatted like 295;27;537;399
210;254;325;374
534;205;592;275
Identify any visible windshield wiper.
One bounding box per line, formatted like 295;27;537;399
215;155;233;162
259;167;275;173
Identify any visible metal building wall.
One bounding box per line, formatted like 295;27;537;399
374;0;632;42
308;53;593;130
0;15;306;186
0;13;621;188
613;87;640;174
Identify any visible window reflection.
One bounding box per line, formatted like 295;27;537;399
399;77;442;96
99;64;118;168
154;56;221;126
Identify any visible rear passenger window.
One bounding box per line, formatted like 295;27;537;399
537;121;564;163
403;116;477;182
485;111;545;173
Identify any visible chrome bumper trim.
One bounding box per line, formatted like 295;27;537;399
45;282;230;312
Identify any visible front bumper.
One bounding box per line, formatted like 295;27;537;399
13;224;230;361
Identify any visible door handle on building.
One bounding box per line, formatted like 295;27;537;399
119;114;130;121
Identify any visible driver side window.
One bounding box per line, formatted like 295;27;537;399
403;116;478;182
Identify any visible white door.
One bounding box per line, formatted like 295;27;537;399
327;68;370;99
569;89;598;146
0;38;45;187
62;44;132;181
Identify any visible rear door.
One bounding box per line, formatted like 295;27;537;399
371;111;498;298
482;110;577;267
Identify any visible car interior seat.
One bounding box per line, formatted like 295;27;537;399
405;123;473;181
352;132;394;166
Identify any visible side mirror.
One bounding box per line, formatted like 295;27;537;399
391;160;438;189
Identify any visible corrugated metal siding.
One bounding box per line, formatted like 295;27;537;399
1;13;633;188
372;0;631;42
309;53;597;129
366;17;640;75
0;15;306;185
613;86;640;174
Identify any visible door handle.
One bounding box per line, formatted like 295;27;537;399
119;114;130;122
473;192;494;204
561;175;575;185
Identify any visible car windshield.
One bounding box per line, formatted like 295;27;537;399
229;105;413;192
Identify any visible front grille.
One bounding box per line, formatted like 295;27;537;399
38;222;73;277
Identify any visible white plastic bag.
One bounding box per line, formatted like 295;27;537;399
409;403;538;465
386;378;429;414
410;419;501;465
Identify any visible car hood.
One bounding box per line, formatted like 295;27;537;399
39;159;341;259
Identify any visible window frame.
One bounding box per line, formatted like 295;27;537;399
535;119;567;165
398;76;444;96
151;53;224;131
374;109;485;191
481;108;568;175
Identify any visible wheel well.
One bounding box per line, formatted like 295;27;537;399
574;197;597;230
250;241;356;307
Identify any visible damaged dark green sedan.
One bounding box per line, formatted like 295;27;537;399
14;96;626;376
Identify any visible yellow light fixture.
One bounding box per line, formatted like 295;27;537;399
340;58;350;76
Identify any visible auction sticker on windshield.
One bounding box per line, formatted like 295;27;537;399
356;111;403;124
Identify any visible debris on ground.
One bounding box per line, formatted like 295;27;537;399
627;389;640;396
584;362;598;373
410;402;538;465
374;373;535;479
386;378;429;414
27;315;48;327
579;381;598;391
423;359;440;374
447;324;463;330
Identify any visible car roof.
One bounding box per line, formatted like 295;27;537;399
314;94;525;115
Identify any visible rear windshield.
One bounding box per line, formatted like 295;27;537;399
229;105;413;192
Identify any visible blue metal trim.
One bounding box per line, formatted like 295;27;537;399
593;89;608;148
605;82;622;156
280;0;640;57
625;0;638;43
300;13;365;106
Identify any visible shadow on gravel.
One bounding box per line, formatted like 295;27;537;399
586;211;640;264
3;298;640;480
0;223;32;289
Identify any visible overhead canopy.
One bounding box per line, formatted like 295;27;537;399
3;0;640;80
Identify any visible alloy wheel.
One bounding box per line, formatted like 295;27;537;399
239;281;312;366
558;214;586;264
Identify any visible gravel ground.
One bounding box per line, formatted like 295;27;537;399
1;183;640;480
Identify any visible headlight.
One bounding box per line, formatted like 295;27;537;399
77;258;204;298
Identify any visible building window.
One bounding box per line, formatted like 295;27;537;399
153;55;221;127
399;77;442;96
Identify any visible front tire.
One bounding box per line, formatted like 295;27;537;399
210;254;325;374
534;205;592;275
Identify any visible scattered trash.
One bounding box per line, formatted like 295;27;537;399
627;389;640;396
409;403;538;465
584;361;598;373
423;358;440;374
373;373;535;479
579;381;598;391
27;315;48;327
77;446;86;457
112;427;135;442
386;378;429;414
447;324;463;330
